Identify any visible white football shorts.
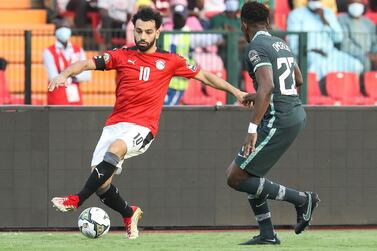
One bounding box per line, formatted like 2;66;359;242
91;122;154;174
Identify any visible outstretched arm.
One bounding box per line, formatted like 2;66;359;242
48;59;96;91
194;69;247;103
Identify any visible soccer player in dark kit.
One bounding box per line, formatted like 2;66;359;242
49;7;248;239
225;2;320;245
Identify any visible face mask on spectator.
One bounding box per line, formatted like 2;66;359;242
225;0;239;12
348;3;365;18
308;1;322;10
55;27;71;43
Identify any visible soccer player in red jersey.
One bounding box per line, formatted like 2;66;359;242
49;7;247;239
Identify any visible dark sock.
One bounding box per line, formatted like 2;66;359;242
248;194;274;238
236;176;307;207
96;184;133;218
77;160;116;206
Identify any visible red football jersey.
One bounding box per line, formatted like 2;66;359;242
96;47;200;136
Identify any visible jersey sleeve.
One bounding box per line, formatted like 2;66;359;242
92;49;123;71
245;44;272;74
173;54;200;79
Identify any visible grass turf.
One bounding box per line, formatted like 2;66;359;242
0;230;376;251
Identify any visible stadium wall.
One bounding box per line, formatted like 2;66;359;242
0;106;376;228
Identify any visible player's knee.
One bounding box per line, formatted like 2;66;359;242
226;174;240;189
103;151;120;166
107;139;127;159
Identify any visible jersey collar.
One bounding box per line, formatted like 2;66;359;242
252;30;271;41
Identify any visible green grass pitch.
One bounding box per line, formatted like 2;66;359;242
1;230;376;251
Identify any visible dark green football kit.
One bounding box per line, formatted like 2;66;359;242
235;31;306;177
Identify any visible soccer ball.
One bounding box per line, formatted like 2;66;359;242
78;207;110;238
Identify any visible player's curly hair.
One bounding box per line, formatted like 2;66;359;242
132;7;163;29
241;1;270;24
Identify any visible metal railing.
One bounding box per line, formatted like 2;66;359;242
0;28;308;105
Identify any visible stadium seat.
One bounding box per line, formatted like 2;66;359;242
242;71;256;93
6;63;48;93
193;52;224;72
0;24;55;35
85;50;100;59
365;11;377;25
82;94;115;106
0;10;47;24
274;0;290;30
81;70;116;94
326;72;373;105
307;72;336;105
204;11;222;19
181;79;218;105
10;93;46;105
0;35;83;63
0;0;32;9
203;70;227;104
0;70;12;104
181;69;228;105
363;71;377;104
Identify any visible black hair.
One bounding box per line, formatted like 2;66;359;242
241;1;270;25
132;7;163;29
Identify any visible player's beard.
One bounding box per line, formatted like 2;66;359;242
135;37;156;52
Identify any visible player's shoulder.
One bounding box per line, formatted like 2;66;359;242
156;48;171;54
252;32;276;45
156;49;186;62
156;48;180;60
248;35;272;52
252;35;290;53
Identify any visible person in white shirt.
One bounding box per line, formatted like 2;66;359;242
338;0;377;72
43;26;91;105
287;0;363;94
98;0;136;50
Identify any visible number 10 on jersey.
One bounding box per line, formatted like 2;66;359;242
139;66;150;81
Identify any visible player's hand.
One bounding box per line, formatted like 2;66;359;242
242;93;256;107
242;132;257;157
236;91;253;107
235;90;247;103
48;74;68;92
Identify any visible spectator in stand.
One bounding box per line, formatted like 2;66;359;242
203;0;225;18
288;0;338;12
43;26;91;105
55;0;98;28
337;0;368;12
210;0;248;90
163;4;223;105
188;0;204;16
153;0;171;17
187;0;209;28
338;0;377;72
287;0;363;94
163;2;203;30
98;0;136;50
211;0;240;31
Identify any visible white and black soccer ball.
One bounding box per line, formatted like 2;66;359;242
78;207;110;239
